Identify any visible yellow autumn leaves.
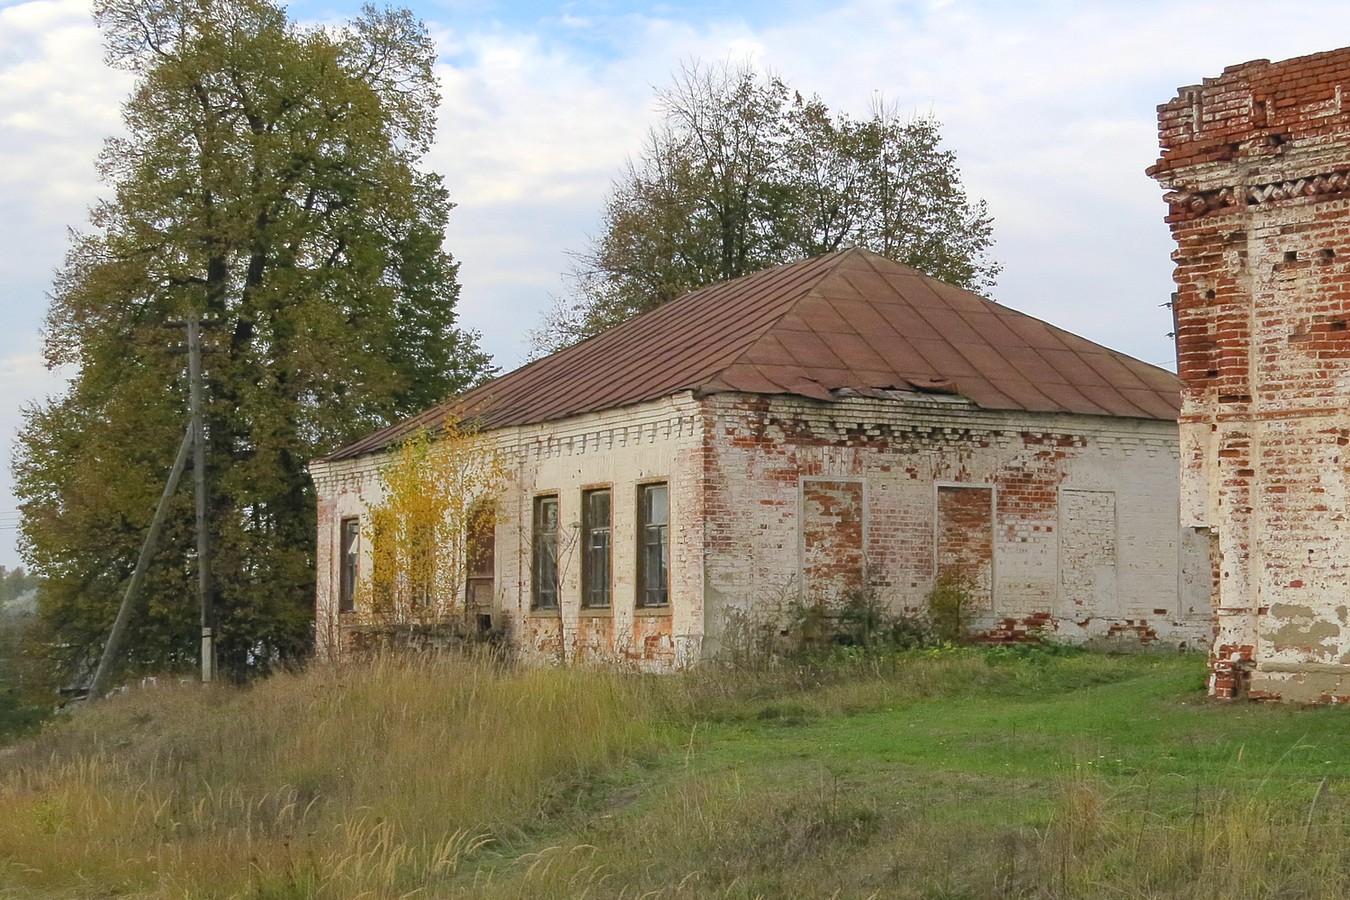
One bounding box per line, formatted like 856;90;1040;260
363;416;508;624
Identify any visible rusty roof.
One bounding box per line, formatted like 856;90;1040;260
326;248;1179;461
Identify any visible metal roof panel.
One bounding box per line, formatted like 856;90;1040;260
324;249;1180;461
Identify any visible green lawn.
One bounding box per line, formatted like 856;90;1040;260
3;649;1349;899
465;651;1350;898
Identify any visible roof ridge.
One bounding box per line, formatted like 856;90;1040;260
322;247;1180;463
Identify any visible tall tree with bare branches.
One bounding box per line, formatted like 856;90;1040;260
533;60;998;355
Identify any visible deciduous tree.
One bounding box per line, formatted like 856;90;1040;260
363;417;507;625
14;0;491;685
532;60;998;355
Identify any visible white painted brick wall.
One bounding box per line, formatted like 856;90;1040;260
313;390;1210;667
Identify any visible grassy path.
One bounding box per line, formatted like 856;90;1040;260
3;650;1350;898
472;653;1350;898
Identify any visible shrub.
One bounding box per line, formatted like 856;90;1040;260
927;569;979;643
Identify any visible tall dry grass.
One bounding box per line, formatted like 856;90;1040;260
4;648;1349;899
1007;772;1350;899
0;651;660;898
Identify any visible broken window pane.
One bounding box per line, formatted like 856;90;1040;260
339;517;359;612
582;488;612;608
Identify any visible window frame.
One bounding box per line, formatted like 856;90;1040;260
465;499;496;619
581;487;613;610
531;494;560;612
636;482;670;609
339;516;359;613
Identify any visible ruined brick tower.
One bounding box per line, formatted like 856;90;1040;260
1151;49;1350;701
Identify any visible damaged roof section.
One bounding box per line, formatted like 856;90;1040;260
328;248;1180;461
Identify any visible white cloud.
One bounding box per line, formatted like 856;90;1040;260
0;0;130;353
4;0;1350;567
0;0;125;567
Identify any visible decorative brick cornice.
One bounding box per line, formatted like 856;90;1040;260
1166;169;1350;221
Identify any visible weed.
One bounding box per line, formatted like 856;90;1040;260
926;568;978;643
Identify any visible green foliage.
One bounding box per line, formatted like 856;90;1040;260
719;583;940;674
14;0;493;686
0;608;48;743
532;58;999;354
926;568;979;643
782;585;939;662
0;567;40;606
0;692;45;745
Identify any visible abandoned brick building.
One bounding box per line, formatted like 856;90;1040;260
312;248;1212;666
1152;47;1350;701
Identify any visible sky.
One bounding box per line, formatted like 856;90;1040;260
0;0;1345;570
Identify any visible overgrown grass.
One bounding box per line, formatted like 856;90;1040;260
2;647;1350;898
0;651;659;898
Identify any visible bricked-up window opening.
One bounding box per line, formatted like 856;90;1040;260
1058;490;1118;618
638;483;669;608
935;485;994;612
802;480;865;604
582;488;612;608
339;517;359;613
532;495;559;610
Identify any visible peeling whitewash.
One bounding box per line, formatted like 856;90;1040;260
313;389;1211;668
1153;48;1350;700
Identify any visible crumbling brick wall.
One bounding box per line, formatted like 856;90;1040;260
1151;48;1350;701
698;393;1211;655
311;394;707;670
313;388;1212;672
801;479;866;603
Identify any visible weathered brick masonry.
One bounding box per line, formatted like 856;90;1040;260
1151;47;1350;701
315;395;706;669
316;389;1212;666
314;248;1214;669
698;393;1211;653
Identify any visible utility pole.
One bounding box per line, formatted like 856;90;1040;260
86;315;214;700
87;423;194;700
187;312;213;684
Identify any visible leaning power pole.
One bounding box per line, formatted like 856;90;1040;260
86;424;194;700
86;315;214;699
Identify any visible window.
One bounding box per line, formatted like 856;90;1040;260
582;489;612;608
465;500;495;626
409;520;436;609
339;517;359;612
531;495;559;610
637;483;669;608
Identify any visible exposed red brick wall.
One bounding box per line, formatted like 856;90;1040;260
698;394;1208;650
1153;48;1350;701
937;485;994;609
801;480;865;603
1151;49;1350;185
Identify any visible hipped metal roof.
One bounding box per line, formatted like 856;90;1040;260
326;248;1179;462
